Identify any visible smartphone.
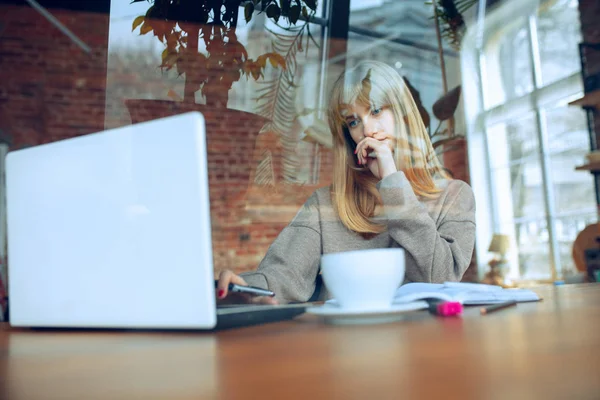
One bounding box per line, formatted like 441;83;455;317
214;280;275;297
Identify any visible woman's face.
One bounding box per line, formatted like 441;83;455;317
342;102;397;178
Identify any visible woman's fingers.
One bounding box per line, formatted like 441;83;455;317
216;270;247;299
216;271;279;305
356;137;382;164
355;138;368;165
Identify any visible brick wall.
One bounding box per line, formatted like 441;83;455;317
0;4;109;147
125;98;324;273
0;4;321;276
0;3;477;283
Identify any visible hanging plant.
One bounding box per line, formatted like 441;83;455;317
131;0;318;107
254;20;318;182
427;0;477;51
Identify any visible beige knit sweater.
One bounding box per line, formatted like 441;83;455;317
241;171;476;303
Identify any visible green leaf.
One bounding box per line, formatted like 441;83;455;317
289;5;300;24
266;4;281;23
244;2;255;23
303;0;317;12
132;16;144;32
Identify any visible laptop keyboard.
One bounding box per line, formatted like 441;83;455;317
214;303;310;330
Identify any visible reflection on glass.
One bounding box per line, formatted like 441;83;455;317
106;2;323;120
482;18;533;109
106;1;325;185
556;212;597;275
346;32;442;128
487;114;539;168
346;0;444;129
106;0;172;128
543;103;595;214
349;0;442;52
493;159;545;222
509;220;552;280
549;152;595;214
506;114;539;163
536;0;582;85
544;104;588;154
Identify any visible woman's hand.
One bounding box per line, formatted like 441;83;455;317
216;270;279;305
355;135;397;179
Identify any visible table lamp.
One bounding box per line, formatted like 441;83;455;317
482;234;511;287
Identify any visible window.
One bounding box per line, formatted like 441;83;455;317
347;0;448;130
462;0;593;281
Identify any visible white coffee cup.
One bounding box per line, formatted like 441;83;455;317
321;248;405;311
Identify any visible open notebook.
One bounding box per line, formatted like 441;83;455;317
393;282;541;305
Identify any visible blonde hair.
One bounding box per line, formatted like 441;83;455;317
327;61;451;236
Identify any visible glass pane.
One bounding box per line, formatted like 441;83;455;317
106;1;168;128
346;32;443;129
105;1;327;274
493;159;546;223
545;103;589;154
347;1;445;129
536;0;582;86
549;152;596;214
482;18;533;109
349;0;440;48
543;104;595;214
556;212;597;276
515;219;552;280
510;219;552;280
487;114;540;168
107;5;325;119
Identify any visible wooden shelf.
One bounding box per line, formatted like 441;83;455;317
569;89;600;110
575;163;600;172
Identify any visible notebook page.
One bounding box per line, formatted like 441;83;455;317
393;283;452;304
460;289;540;305
393;282;540;305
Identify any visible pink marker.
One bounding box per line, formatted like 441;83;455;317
428;301;463;317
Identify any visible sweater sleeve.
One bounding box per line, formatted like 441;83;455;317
240;193;322;303
376;171;476;283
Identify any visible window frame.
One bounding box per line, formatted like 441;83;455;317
470;2;591;282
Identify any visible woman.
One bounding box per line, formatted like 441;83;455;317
217;61;476;304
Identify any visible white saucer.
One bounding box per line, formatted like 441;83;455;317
306;301;429;325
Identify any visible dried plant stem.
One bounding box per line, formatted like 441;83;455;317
432;0;454;136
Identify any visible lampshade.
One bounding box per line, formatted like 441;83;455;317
488;234;510;255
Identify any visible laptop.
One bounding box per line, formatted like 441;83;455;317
5;112;306;330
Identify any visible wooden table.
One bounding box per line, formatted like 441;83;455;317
0;284;599;400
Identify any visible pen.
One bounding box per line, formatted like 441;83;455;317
214;280;275;297
480;301;517;315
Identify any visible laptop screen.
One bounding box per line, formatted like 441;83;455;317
6;112;218;329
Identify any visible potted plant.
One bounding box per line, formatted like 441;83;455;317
127;0;317;110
